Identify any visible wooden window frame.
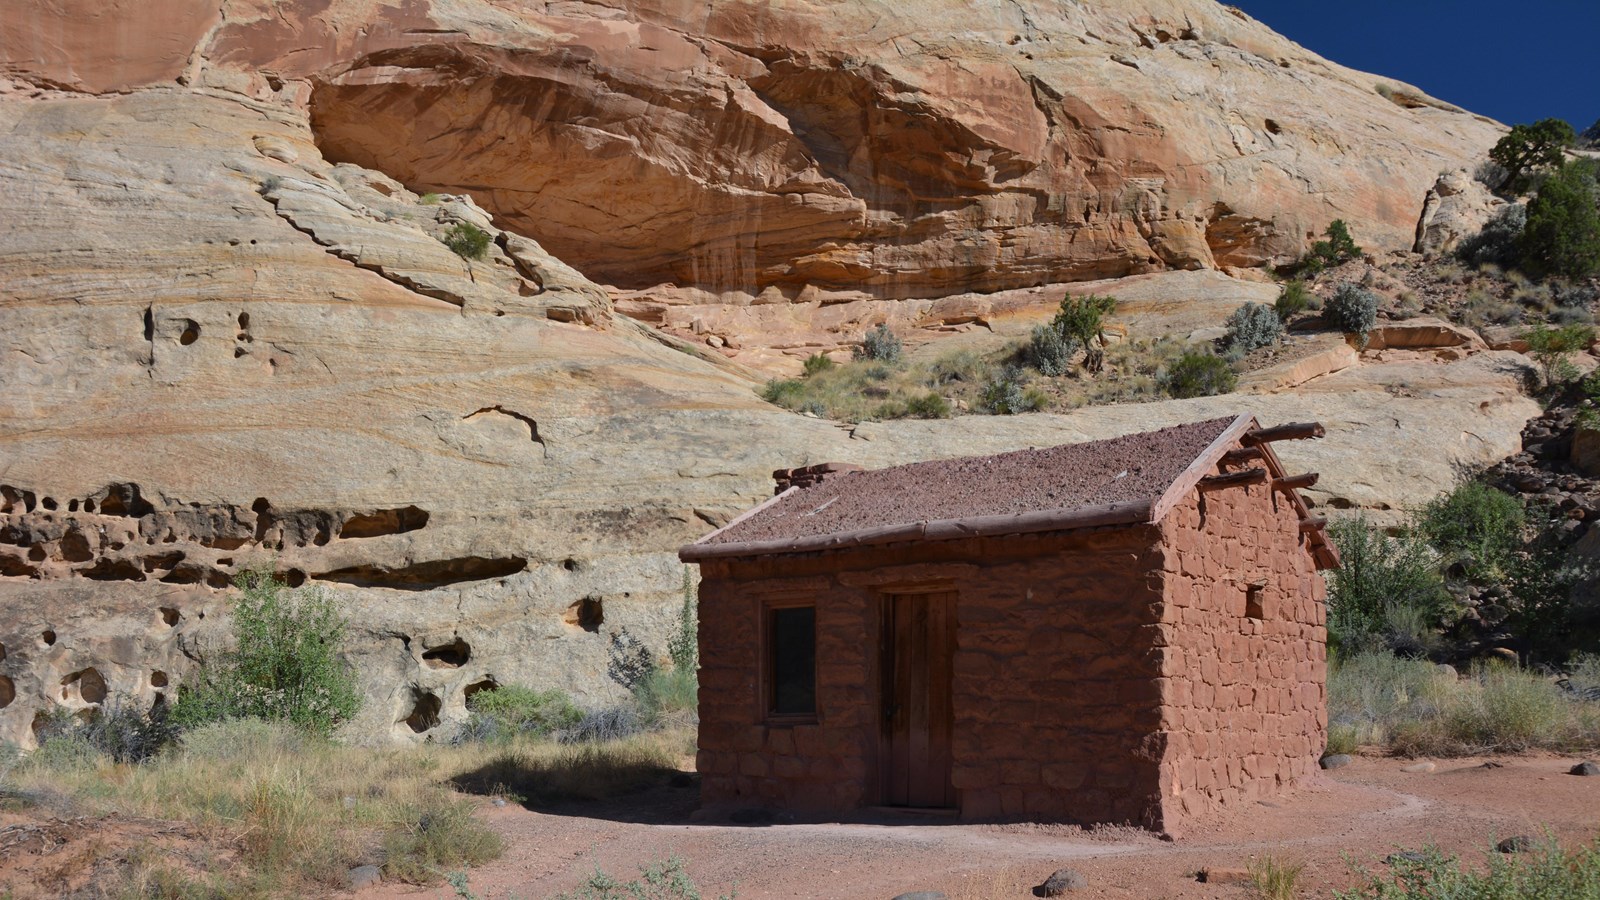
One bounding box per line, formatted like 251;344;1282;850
762;598;819;725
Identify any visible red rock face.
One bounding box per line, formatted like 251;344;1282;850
0;0;218;92
1;0;1503;301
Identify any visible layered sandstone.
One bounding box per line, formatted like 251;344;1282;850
0;1;1535;747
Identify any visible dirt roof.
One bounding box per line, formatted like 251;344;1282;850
695;416;1243;552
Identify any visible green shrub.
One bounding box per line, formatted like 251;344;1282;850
555;855;733;900
1336;836;1600;899
801;353;835;376
1159;350;1237;399
979;366;1045;414
1026;321;1080;376
1522;322;1595;388
1296;220;1363;275
171;567;362;735
1505;507;1595;661
1416;481;1525;582
419;192;443;205
459;686;583;743
1457;204;1527;268
442;222;492;261
1519;159;1600;279
853;323;903;363
904;392;952;419
1223;302;1284;354
1325;517;1447;655
382;792;505;885
1489;118;1578;194
1327;283;1380;345
1275;280;1314;320
1050;293;1118;349
760;379;806;406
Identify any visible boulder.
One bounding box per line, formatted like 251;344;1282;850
1413;170;1506;256
1320;754;1354;770
1034;868;1088;896
1571;761;1600;777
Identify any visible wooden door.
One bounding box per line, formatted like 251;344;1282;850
881;591;956;808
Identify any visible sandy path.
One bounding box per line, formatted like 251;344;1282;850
383;754;1599;899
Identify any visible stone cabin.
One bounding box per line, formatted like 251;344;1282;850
678;414;1338;834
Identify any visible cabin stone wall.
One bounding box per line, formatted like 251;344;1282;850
1154;476;1328;831
695;527;1172;826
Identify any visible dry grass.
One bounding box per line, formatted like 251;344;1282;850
1249;854;1304;900
1329;652;1600;757
7;719;693;895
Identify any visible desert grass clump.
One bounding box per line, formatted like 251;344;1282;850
456;685;583;744
451;732;685;806
382;790;505;885
1248;854;1304;900
980;365;1046;414
1275;279;1316;320
556;854;734;900
1335;835;1600;899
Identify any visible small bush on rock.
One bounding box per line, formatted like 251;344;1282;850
442;222;492;261
1223;302;1283;354
801;353;835;376
1296;220;1363;275
905;392;952;419
853;323;903;363
1416;481;1525;583
1159;350;1236;399
1327;283;1380;345
1275;279;1315;320
1522;322;1595;388
1456;204;1527;269
1034;293;1118;373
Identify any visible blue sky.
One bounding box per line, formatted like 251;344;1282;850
1231;1;1598;130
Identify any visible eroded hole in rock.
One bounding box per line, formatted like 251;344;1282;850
339;506;430;539
178;320;200;345
0;552;37;577
151;671;168;688
238;312;250;330
68;499;79;512
79;558;147;581
403;689;441;733
0;641;6;662
41;497;57;511
562;558;580;572
422;638;471;669
59;529;94;563
0;675;13;709
159;607;180;627
98;484;154;518
1264;119;1282;135
61;667;107;704
283;568;307;588
314;556;527;591
143;552;185;573
464;677;498;702
143;306;154;342
562;597;604;633
41;630;56;647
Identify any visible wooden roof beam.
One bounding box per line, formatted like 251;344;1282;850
1198;469;1268;491
1274;473;1320;491
1243;422;1325;445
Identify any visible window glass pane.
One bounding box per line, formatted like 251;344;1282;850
770;606;816;715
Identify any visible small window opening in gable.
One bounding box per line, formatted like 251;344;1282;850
1245;581;1267;620
768;605;816;718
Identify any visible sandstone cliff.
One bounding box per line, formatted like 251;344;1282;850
0;1;1532;747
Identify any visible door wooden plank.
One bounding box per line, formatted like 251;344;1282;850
928;591;956;807
907;596;933;805
890;595;912;806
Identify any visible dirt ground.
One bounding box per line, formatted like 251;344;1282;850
400;753;1599;900
3;753;1596;898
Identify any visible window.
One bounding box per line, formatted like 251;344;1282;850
768;605;816;717
1245;581;1267;620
